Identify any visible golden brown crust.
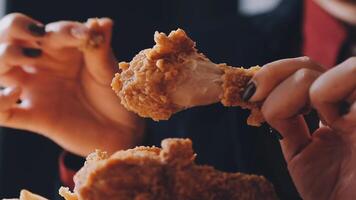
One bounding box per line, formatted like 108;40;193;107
62;138;278;200
112;28;264;126
220;65;264;126
59;187;78;200
75;18;106;50
112;29;196;120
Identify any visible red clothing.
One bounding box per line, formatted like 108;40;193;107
303;0;348;68
59;152;77;189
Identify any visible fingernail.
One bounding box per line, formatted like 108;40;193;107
22;48;42;57
28;24;45;37
242;81;256;101
339;101;350;116
269;127;283;140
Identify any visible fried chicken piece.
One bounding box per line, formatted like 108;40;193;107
112;29;264;126
220;65;263;126
59;138;277;200
3;190;48;200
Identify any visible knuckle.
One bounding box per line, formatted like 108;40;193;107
261;104;278;123
298;56;322;71
309;82;322;104
299;56;312;62
298;56;317;66
2;13;25;27
293;68;318;83
253;65;273;82
0;13;27;37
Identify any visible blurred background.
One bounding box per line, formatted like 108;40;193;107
0;0;304;199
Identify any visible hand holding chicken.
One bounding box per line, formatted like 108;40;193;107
112;29;263;126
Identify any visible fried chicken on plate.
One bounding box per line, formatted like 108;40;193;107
112;29;263;126
59;138;277;200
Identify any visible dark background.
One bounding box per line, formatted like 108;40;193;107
0;0;302;199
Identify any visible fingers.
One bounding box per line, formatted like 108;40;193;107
0;42;60;76
263;68;321;120
0;13;113;53
314;0;356;25
310;57;356;130
0;43;44;74
262;68;321;161
247;57;324;102
0;13;89;49
0;13;92;51
81;18;117;85
0;13;45;44
43;21;89;49
0;14;116;86
43;18;116;85
85;17;113;49
43;18;113;50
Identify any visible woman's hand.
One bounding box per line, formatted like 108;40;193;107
314;0;356;25
0;13;144;156
246;56;355;200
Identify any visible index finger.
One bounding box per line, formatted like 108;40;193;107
42;21;89;49
0;13;44;44
249;57;325;102
310;57;356;127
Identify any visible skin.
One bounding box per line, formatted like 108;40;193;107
0;11;355;200
314;0;356;25
0;13;144;156
250;57;356;200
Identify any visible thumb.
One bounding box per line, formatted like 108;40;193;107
81;18;117;85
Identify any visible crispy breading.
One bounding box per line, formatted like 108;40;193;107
112;29;199;120
59;188;78;200
60;138;278;200
220;65;264;126
112;29;264;126
3;190;48;200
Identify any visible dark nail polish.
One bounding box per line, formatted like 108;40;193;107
242;82;256;101
22;48;42;57
269;127;283;140
28;24;45;36
339;101;350;116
